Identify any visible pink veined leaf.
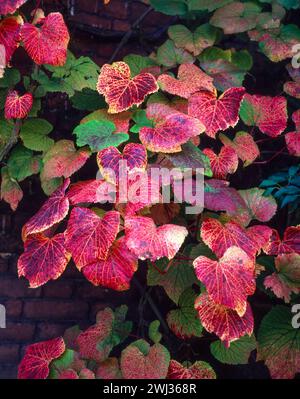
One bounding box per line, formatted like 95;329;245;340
188;87;245;138
167;360;216;379
238;188;277;224
65;207;120;269
96;358;122;379
5;90;33;119
76;308;114;362
97;61;158;113
203;146;238;179
285;109;300;156
219;131;260;165
0;16;21;63
97;143;147;184
82;237;138;291
21;12;70;66
158;63;215;99
139;103;204;153
41;140;90;181
124;216;188;261
240;93;287;137
18;233;71;288
18;337;65;379
195;293;254;347
200;217;269;258
0;0;27;15
22;179;70;240
120;340;170;379
67;179;116;205
264;273;300;304
263;227;300;255
194;246;255;316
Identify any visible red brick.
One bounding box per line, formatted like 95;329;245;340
37;323;68;340
69;13;112;30
76;0;99;13
43;281;73;298
77;284;107;300
0;277;41;298
103;0;129;19
0;322;35;342
0;258;8;273
0;345;19;363
113;19;131;32
5;300;23;318
129;1;148;22
24;300;89;320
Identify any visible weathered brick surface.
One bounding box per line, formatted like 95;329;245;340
24;300;89;320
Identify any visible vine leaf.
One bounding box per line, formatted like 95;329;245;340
0;16;21;63
203;146;238;179
21;12;70;66
18;233;71;288
195;293;254;347
257;305;300;379
120;339;170;379
263;226;300;255
210;335;256;365
194;246;255;316
239;93;287;137
67;179;115;205
125;216;188;261
5;90;33;119
97;61;158;113
167;360;216;379
82;237;138;290
18;337;65;379
22;179;70;240
188;87;245;138
219;131;259;165
0;166;23;211
167;288;203;339
65;207;120;269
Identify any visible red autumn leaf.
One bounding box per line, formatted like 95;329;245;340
264;273;299;304
203;146;238;179
18;233;70;288
18;337;65;379
21;12;70;66
120;340;170;379
0;0;27;15
65;207;120;269
263;227;300;255
167;360;216;379
139;103;204;153
97;143;147;184
5;90;33;119
125;216;188;261
96;358;122;379
58;369;79;379
200;217;267;258
41;140;90;181
0;16;21;63
239;93;287;137
0;166;23;211
22;179;70;240
77;308;114;362
219;131;260;165
97;61;158;113
158;63;215;99
188;87;245;138
82;237;138;291
238;188;277;224
195;293;254;347
67;179;116;205
194;246;255;316
285;110;300;157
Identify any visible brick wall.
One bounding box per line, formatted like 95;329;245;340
0;0;172;378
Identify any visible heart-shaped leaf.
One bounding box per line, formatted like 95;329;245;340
5;90;33;119
167;360;216;379
219;131;259;165
0;166;23;211
0;0;27;15
203;146;238;179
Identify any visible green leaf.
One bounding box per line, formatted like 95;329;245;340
70;89;106;111
0;68;20;88
150;0;188;15
7;145;41;182
148;320;162;344
156;40;195;68
257;305;300;379
167;288;203;339
123;54;158;76
166;142;212;177
49;349;76;379
188;0;234;12
130;109;154;133
20;118;54;152
147;245;198;304
0;119;14;153
73;120;129;151
210;335;256;364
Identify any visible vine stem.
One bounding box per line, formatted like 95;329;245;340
0;119;22;163
109;5;154;63
253;147;286;164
